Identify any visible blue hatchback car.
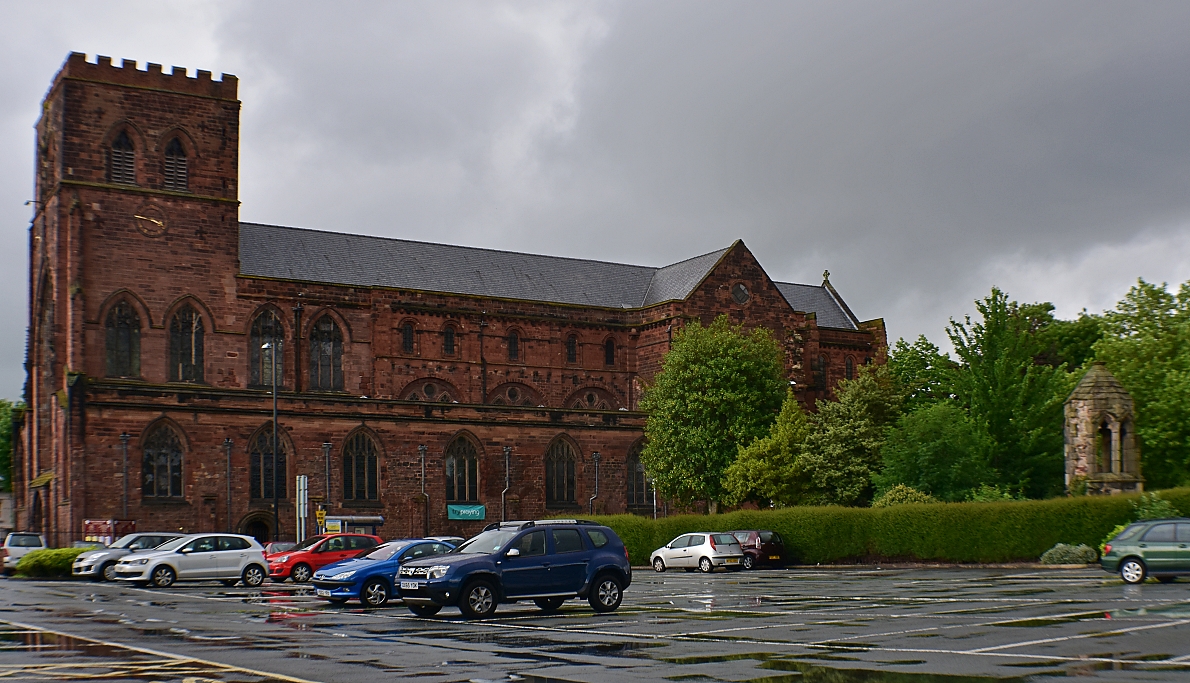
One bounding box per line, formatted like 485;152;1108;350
396;520;632;619
311;539;455;607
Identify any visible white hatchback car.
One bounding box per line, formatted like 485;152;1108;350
2;532;47;574
114;533;267;588
651;532;745;573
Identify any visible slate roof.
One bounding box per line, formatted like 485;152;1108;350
1068;362;1133;404
239;222;859;327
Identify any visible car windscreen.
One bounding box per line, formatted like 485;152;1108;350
109;535;139;549
288;536;324;552
360;543;405;561
452;529;518;554
154;537;189;552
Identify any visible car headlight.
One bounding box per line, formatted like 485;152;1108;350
330;570;357;581
128;558;150;565
427;565;450;580
276;555;289;564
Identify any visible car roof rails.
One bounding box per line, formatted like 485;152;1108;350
481;519;601;532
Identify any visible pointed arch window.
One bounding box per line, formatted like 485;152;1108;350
142;425;183;498
508;330;520;361
250;310;285;387
566;335;578;364
163;137;188;191
604;339;615;366
105;300;140;377
845;356;854;380
309;315;343;391
343;431;379;501
109;131;136;185
445;437;479;502
249;424;287;500
443;325;456;356
168;304;204;382
626;443;652;508
545;440;577;506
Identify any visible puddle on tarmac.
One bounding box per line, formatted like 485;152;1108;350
761;659;1030;681
547;641;664;657
993;611;1106;628
663;652;775;665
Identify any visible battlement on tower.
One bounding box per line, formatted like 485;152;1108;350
54;52;238;100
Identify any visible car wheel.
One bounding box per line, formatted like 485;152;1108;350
698;557;714;573
362;579;389;608
290;563;312;584
408;604;441;617
242;565;266;588
588;574;623;613
458;580;498;619
652;558;666;573
742;555;754;570
150;565;176;588
534;597;566;613
100;562;118;582
1120;558;1146;585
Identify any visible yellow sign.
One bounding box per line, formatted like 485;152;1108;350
315;509;327;525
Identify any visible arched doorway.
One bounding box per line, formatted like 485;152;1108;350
238;512;274;544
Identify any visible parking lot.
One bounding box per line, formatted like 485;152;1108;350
1;566;1188;682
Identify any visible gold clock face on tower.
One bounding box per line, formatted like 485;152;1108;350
132;204;168;237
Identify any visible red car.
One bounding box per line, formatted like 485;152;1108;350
729;530;787;570
266;533;382;583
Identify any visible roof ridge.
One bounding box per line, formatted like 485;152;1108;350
239;221;660;273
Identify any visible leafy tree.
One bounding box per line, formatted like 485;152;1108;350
722;390;812;507
1035;311;1103;369
967;483;1023;502
874;402;994;502
871;484;937;508
948;288;1072;498
639;315;786;508
887;335;955;411
796;365;904;506
0;400;15;493
1094;279;1190;488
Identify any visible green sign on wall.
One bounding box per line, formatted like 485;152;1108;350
447;504;486;521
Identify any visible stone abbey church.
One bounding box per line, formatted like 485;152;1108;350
17;53;886;545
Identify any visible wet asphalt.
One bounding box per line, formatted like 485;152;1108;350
0;566;1188;682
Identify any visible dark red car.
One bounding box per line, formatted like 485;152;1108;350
266;533;382;583
729;530;787;569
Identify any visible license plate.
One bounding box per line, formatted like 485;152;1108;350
400;581;420;590
315;589;331;597
726;558;739;564
769;556;780;560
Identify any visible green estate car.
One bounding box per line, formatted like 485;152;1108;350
1100;518;1190;584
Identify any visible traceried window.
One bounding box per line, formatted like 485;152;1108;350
604;339;615;366
168;305;204;382
508;330;520;361
445;437;479;502
142;424;184;498
109;131;136;185
489;383;539;406
545;440;576;506
105;300;140;377
401;323;415;354
309;315;343;391
249;423;287;500
163;137;188;191
443;326;456;356
566;335;578;364
626;443;652;508
249;310;284;387
343;431;379;501
571;390;612;410
405;380;454;403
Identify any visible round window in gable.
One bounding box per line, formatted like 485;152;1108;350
424;383;437;398
507;386;520;402
731;283;751;304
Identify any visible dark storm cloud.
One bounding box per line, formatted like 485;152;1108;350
2;1;1190;398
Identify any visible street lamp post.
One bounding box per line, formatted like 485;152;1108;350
263;341;280;542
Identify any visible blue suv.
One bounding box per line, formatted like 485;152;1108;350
396;520;632;619
311;539;455;607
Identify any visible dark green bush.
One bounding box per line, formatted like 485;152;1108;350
1040;543;1097;564
15;548;88;578
593;487;1189;565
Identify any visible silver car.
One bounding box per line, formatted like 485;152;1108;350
114;533;267;588
72;533;183;581
651;532;745;573
2;533;46;574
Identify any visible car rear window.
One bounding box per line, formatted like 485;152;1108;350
552;529;584;553
7;534;42;548
712;534;739;546
732;532;750;543
586;529;610;548
1142;524;1176;542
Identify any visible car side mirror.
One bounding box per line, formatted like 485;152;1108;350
506;548;521;557
178;548;191;554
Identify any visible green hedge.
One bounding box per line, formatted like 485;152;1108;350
14;548;89;578
594;487;1190;565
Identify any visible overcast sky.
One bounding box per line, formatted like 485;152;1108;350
3;1;1190;400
